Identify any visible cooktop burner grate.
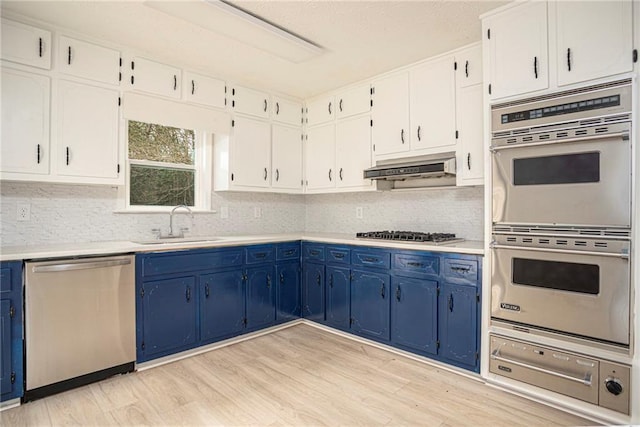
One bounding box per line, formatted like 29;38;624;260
356;231;464;244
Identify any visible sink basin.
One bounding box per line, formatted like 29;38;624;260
132;237;223;245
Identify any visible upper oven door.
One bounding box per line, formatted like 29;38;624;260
492;125;631;228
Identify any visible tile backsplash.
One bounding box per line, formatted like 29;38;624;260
0;182;484;246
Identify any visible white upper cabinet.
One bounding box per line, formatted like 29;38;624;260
272;124;303;191
58;36;120;85
371;72;410;157
455;84;484;186
305;124;335;191
130;57;181;99
409;54;457;153
305;95;334;127
336;84;371;119
485;1;548;100
183;71;226;108
1;18;51;69
272;96;302;126
1;68;50;176
54;79;120;181
336;115;373;190
228;117;271;188
456;44;483;87
231;85;270;119
555;0;633;87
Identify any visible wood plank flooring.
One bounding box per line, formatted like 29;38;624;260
1;324;591;426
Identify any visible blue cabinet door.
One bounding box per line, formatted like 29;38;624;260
0;300;13;398
390;276;438;355
326;266;350;330
439;282;478;370
1;262;23;401
351;269;390;341
200;270;245;343
141;276;198;360
302;262;324;322
246;265;276;330
276;262;301;321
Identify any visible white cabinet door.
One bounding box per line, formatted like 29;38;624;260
273;96;302;126
305;95;334;127
409;55;457;153
1;18;51;69
455;84;484;186
336;84;371;119
486;1;548;100
55;80;120;180
230;117;271;188
1;68;50;175
272;124;303;191
130;57;181;98
371;72;410;157
58;36;120;85
305;124;335;191
231;85;270;119
456;44;483;88
184;71;226;108
336;115;373;190
556;1;633;86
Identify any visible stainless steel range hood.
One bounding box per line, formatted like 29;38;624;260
364;154;456;190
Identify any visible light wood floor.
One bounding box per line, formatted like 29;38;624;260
2;324;591;426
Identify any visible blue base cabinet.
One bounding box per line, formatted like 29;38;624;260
302;262;324;321
0;261;22;402
351;269;390;341
276;262;302;322
439;282;478;368
246;265;276;330
326;266;350;330
200;270;245;343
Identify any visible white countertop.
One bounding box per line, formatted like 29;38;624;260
0;232;484;261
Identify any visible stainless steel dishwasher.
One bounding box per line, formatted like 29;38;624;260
24;255;135;401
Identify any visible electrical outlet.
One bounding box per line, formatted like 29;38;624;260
17;203;31;221
356;207;363;219
254;207;261;218
220;206;229;219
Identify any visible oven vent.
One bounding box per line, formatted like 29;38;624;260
595;127;609;134
507;138;517;144
556;240;568;245
604;114;631;123
493;130;512;138
580;118;601;126
506;237;517;242
604;230;631;237
523;136;533;142
538;134;550;140
575;129;588;136
574;241;587;247
556;131;568;138
522;237;533;243
538;239;550;244
492;225;630;238
512;129;530;135
594;242;608;248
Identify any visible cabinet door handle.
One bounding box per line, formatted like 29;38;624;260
205;284;210;298
264;99;268;112
401;129;405;144
417;126;421;141
380;283;385;299
276;102;280;115
186;286;191;302
328;168;332;182
567;48;572;72
333;253;345;259
310;250;320;256
406;262;423;268
39;37;43;57
467;153;471;170
267;274;271;289
339;99;343;112
396;285;401;302
533;56;538;79
316;273;321;285
283;249;295;256
465;60;469;78
67;46;72;65
451;265;471;273
191;80;195;95
280;272;285;284
173;75;177;91
448;294;454;312
329;274;333;288
66;147;70;165
339;168;343;181
328;101;332;115
264;167;268;181
275;168;279;182
363;256;377;263
37;144;41;164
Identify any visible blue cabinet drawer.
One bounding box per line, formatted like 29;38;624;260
443;258;478;285
302;243;325;262
392;252;439;278
246;244;276;264
276;242;300;261
326;246;350;265
141;248;243;277
351;249;390;269
0;267;13;294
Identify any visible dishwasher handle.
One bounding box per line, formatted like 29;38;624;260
32;257;132;273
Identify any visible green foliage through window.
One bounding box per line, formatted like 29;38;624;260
130;165;195;206
128;120;195;164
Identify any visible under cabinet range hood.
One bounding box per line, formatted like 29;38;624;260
364;155;456;190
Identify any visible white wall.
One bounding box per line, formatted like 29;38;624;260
0;182;484;246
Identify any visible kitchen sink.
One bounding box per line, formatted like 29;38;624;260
132;237;224;245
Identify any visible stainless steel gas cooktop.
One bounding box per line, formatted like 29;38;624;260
355;230;464;245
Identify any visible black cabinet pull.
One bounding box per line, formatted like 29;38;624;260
467;153;471;170
328;168;332;182
186;286;191;302
328;101;332;115
417;126;421;141
534;56;538;79
465;60;469;78
205;284;210;298
448;294;453;312
396;286;401;302
279;272;284;284
567;48;572;71
255;252;267;258
131;75;134;85
263;99;268;112
264;167;268;181
339;168;343;181
38;37;43;57
266;275;271;289
363;256;377;263
316;273;321;285
276;102;280;115
67;46;72;65
275;168;279;182
401;129;405;144
329;274;333;288
191;80;195;95
66;147;70;165
310;250;320;256
451;265;471;273
37;144;41;164
283;249;295;256
333;253;345;259
380;283;385;299
339;99;343;112
406;262;423;268
173;75;177;91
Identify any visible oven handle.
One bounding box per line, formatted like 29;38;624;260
32;258;132;273
490;130;629;152
491;349;593;386
490;243;629;260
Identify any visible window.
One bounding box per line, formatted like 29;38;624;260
127;120;203;208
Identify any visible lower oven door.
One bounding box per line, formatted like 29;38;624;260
491;243;630;345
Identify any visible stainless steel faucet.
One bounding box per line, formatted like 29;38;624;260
168;205;194;238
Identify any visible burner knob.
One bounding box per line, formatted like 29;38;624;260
605;378;623;396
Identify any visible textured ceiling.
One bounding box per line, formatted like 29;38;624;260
1;0;508;99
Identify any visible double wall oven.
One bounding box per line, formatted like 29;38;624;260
489;79;633;415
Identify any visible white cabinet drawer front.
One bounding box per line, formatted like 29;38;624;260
1;18;51;69
232;85;270;118
336;84;370;119
130;57;181;99
184;71;226;108
58;36;120;85
306;95;334;127
456;45;482;88
272;97;302;126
